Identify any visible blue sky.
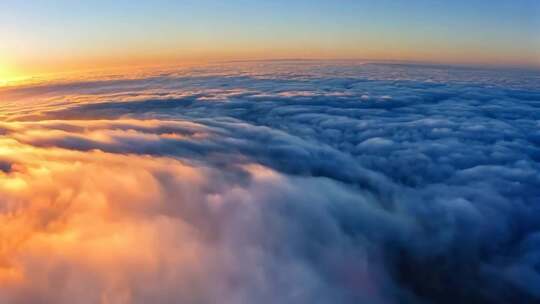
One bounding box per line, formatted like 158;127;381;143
0;0;539;76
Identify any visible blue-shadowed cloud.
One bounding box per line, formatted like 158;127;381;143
0;61;539;304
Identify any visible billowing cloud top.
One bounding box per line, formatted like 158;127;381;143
0;61;540;304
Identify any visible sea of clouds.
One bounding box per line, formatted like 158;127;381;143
0;61;539;303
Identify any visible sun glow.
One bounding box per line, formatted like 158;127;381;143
0;65;15;86
0;73;7;86
0;61;34;87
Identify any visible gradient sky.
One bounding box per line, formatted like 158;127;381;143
1;0;539;78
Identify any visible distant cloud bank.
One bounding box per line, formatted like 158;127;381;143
0;62;539;303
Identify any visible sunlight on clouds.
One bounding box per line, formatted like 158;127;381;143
0;117;368;303
0;62;539;303
0;126;210;301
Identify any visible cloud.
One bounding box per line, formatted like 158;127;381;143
0;62;539;303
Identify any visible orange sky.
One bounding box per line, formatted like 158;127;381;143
1;0;539;81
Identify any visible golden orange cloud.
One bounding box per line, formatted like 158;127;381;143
0;119;239;302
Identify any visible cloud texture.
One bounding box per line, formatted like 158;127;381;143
0;61;539;303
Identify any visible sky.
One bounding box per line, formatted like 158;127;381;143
1;2;540;301
0;0;539;79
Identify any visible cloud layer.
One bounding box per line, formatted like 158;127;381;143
1;61;539;303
